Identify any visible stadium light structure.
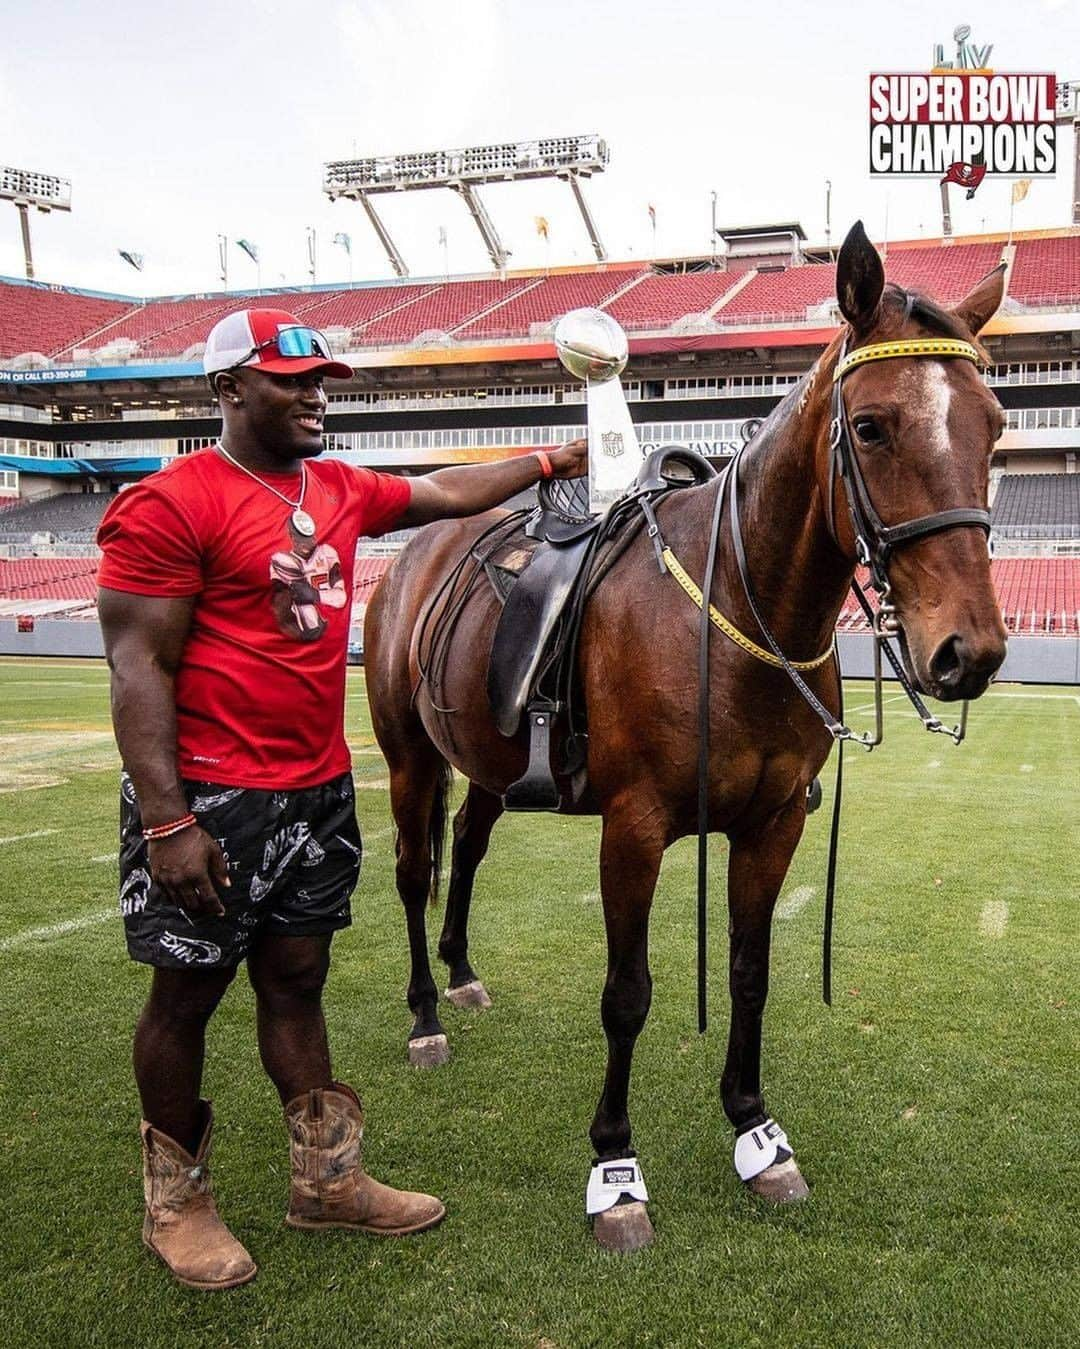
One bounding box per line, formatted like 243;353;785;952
323;135;610;276
1055;78;1080;225
1;164;71;280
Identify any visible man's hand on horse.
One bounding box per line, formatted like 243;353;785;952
549;438;588;479
148;827;230;918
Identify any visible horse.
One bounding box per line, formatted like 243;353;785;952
363;221;1008;1252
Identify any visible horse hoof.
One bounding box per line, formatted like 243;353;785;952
443;980;492;1009
746;1157;809;1204
592;1202;655;1253
408;1033;450;1067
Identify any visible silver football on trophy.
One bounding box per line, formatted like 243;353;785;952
554;308;628;384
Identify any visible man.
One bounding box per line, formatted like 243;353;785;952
97;307;587;1290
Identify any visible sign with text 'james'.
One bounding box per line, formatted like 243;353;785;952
869;27;1057;180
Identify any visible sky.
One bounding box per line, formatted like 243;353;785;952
1;0;1077;298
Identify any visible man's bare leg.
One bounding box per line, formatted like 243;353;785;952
134;965;237;1151
247;931;333;1102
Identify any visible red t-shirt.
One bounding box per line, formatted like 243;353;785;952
97;448;411;789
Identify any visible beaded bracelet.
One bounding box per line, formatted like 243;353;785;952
535;449;554;479
142;812;197;841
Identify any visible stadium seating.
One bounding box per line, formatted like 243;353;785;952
713;263;838;323
457;268;646;340
0;280;133;359
881;243;1004;303
838;559;1080;635
604;272;739;330
4;235;1079;360
135;289;334;357
56;296;238;361
353;557;392;594
1009;236;1080;306
1;545;1075;635
0;556;99;600
299;284;442;333
359;278;539;345
993;557;1080;633
992;473;1080;539
0;493;112;542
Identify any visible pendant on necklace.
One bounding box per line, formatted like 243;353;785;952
292;509;317;538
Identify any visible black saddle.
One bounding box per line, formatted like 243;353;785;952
487;447;716;810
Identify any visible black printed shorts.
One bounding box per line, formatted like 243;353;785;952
118;771;362;969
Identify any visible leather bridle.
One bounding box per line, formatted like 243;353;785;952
826;334;992;601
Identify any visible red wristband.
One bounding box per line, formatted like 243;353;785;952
142;812;197;841
535;450;554;479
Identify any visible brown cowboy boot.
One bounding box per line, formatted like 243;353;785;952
141;1101;257;1290
284;1082;445;1235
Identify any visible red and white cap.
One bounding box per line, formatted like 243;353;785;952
203;308;353;379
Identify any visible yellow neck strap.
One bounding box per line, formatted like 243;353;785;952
662;548;834;671
833;338;982;382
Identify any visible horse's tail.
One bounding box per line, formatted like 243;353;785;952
428;757;453;908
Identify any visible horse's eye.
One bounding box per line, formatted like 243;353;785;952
853;417;883;443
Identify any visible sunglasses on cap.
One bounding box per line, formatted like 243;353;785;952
234;325;334;368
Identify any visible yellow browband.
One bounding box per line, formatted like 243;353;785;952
833;338;982;381
662;548;834;671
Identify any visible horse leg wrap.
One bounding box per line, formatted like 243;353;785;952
733;1117;792;1181
585;1155;649;1216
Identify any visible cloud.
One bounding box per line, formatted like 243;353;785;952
333;0;504;150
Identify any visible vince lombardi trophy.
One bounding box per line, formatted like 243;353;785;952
553;307;643;514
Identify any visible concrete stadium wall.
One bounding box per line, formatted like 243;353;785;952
836;632;1080;684
0;619;105;658
2;621;1078;683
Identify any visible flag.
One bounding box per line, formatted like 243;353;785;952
1011;179;1032;205
534;216;549;240
117;249;143;272
647;203;657;226
333;231;351;254
237;238;259;263
940;162;987;199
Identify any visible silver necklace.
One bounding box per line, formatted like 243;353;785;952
215;442;316;537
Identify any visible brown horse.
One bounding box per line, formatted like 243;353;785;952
363;222;1007;1252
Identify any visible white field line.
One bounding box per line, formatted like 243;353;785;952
847;692;909;716
0;829;58;845
0;907;113;954
89;853;117;863
990;692;1080;708
776;885;816;920
978;901;1009;939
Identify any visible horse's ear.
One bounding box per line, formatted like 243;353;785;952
836;221;885;330
951;263;1006;336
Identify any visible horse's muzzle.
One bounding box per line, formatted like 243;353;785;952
923;628;1007;702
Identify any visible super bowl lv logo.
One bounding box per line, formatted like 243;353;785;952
868;27;1058;179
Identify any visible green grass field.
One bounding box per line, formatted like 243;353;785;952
0;658;1077;1348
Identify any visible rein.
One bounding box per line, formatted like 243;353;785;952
685;330;992;1015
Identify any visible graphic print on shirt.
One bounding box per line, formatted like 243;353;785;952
268;516;347;641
